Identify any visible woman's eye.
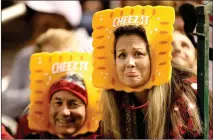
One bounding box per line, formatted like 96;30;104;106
117;53;126;59
135;51;143;57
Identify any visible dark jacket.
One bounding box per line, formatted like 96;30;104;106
15;114;102;139
24;131;100;139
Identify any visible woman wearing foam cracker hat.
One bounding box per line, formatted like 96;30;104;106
92;5;213;139
25;52;102;139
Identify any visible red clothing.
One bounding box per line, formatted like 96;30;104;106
170;76;213;139
1;125;13;139
118;76;213;139
15;115;34;139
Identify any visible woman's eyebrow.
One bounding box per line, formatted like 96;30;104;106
132;47;144;51
116;49;125;52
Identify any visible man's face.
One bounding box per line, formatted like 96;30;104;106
49;90;86;138
172;31;197;71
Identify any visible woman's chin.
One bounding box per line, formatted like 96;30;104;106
124;82;143;88
122;77;149;88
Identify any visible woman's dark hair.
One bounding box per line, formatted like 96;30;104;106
113;25;150;59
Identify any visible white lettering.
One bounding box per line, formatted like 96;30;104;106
112;15;150;27
60;63;64;73
68;62;73;70
127;16;133;24
52;63;59;74
51;61;89;74
73;62;78;70
80;62;88;70
122;16;128;25
113;18;120;27
140;16;144;24
144;16;150;25
119;17;124;25
63;62;68;72
133;16;138;24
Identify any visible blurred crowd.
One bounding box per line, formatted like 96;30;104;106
1;0;213;139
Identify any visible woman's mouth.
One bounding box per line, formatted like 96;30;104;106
125;72;138;77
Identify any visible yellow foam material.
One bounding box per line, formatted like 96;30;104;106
92;5;175;92
28;52;102;136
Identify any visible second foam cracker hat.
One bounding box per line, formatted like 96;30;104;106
28;52;102;136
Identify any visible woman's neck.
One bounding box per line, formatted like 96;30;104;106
133;89;149;105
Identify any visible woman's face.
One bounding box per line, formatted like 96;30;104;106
115;34;151;88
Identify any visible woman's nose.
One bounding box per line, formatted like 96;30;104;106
126;56;136;68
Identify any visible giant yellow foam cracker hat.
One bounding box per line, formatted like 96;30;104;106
92;5;175;92
28;52;102;136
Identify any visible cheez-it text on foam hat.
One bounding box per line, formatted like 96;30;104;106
92;5;175;93
28;52;102;136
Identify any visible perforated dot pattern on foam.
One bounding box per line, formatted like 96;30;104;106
92;5;175;92
28;52;102;136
